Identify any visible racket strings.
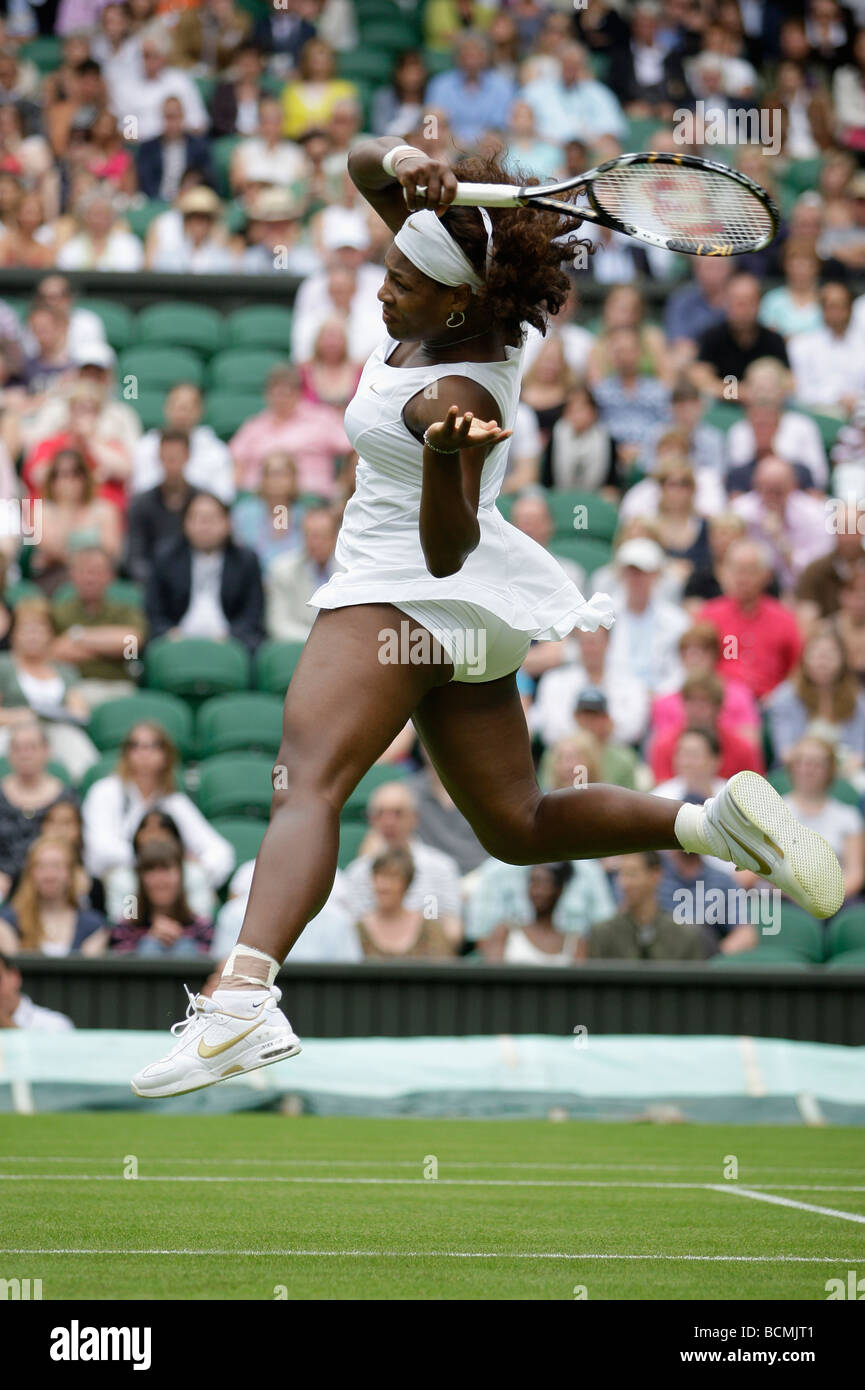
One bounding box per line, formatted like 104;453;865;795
592;165;774;252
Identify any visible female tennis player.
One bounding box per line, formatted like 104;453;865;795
133;139;841;1097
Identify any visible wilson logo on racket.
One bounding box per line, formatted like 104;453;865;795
416;151;778;258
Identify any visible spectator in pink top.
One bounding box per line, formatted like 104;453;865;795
229;364;352;497
731;455;833;596
649;622;761;747
698;538;803;700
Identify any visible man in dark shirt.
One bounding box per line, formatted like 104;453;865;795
693;273;789;399
657;844;759;955
126;430;199;585
584;850;706;961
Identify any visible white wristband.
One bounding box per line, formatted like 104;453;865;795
382;144;421;177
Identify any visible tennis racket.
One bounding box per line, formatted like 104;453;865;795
416;151;779;256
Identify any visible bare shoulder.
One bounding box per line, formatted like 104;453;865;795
405;374;502;434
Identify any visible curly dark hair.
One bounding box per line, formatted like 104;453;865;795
440;152;592;342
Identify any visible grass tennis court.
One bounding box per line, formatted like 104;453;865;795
1;1115;864;1300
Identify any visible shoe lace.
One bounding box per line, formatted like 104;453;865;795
170;984;216;1039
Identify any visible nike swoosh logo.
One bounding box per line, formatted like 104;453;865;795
198;1015;265;1059
723;824;779;878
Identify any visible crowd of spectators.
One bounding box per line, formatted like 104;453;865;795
4;0;865;1007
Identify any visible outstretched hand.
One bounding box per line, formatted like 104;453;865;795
424;405;513;454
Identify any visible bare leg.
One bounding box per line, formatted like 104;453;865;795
413;671;681;863
235;605;451;962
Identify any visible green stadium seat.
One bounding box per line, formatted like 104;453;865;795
355;0;412;17
227;306;294;350
710;903;824;965
144;636;251;700
421;47;453;76
124;201;171;240
129;390;167;432
88;692;194;758
0;756;69;783
338;819;368;868
625;116;664;150
708;952;809;967
210;816;267;867
119;346;205;392
196;692;284;758
799;409;844;453
4;580;41;605
550;535;612;576
350;78;377;130
253;639;306;694
342;764;409;819
136;303;224;357
548;490;619;541
338;49;395;84
703;401;745;433
204;393;264;441
766;767;861;807
779;156;824;200
196;753;274;819
772;903;825;962
212;135;242;198
79;299;135;350
20;36;63;72
825;948;865;969
52;579;144;607
825;906;865;961
195;75;217;106
359;20;420;51
77;750;122;797
207;348;287;393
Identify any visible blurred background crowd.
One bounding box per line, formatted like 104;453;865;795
3;0;865;1014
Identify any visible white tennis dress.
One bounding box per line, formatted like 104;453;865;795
310;332;615;682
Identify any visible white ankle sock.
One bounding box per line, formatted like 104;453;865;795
674;801;709;855
212;986;271;1014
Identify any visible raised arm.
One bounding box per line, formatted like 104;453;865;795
347;137;459;232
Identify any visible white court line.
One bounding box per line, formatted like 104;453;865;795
710;1185;865;1226
1;1156;863;1175
1;1173;864;1194
0;1247;862;1263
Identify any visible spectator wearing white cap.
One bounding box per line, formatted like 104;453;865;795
605;537;690;696
290;206;383;362
22;338;141;476
146;184;237;274
239;186;321;277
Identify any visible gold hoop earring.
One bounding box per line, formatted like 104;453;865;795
446;311;466;328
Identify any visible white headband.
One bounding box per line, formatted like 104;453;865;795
393;208;493;291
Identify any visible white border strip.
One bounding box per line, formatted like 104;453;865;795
710;1184;865;1225
0;1247;861;1263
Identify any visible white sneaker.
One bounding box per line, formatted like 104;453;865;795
131;985;302;1099
684;771;844;919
